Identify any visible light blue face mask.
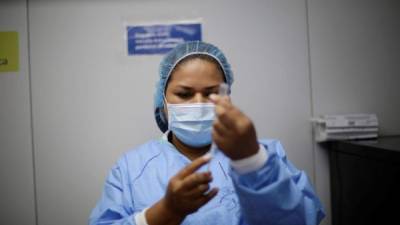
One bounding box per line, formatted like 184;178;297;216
166;102;215;148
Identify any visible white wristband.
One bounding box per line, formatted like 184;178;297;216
134;207;149;225
230;144;268;174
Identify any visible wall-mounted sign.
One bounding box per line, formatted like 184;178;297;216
0;31;19;72
127;22;202;55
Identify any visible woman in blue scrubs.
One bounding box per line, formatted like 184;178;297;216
89;41;325;225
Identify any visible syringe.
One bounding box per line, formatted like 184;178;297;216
208;83;229;168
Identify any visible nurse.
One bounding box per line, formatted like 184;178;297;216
89;41;325;225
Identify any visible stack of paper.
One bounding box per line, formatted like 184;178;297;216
311;114;379;142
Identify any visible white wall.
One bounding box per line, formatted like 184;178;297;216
0;0;37;224
1;0;400;225
308;1;400;224
308;0;400;131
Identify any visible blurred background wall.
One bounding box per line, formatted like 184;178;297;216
1;0;399;224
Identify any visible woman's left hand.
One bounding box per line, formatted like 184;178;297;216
209;94;259;160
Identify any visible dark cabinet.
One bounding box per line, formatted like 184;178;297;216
328;136;400;225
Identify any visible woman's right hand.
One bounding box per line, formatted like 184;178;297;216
146;154;219;225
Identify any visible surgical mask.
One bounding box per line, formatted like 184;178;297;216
166;102;215;148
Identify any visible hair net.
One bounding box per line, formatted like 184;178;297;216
154;41;234;132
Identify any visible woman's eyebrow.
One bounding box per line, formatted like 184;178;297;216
174;84;220;90
204;85;220;90
175;85;193;90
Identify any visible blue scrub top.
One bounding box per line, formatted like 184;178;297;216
89;138;325;225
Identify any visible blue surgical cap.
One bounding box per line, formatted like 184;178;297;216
154;41;234;132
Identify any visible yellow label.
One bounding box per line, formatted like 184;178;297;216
0;31;19;72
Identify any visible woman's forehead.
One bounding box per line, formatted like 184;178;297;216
168;59;224;84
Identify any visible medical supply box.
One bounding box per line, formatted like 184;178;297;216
311;113;378;142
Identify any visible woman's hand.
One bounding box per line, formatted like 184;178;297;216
146;155;218;225
209;94;259;160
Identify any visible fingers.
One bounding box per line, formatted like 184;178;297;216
209;94;232;110
185;183;210;198
215;106;236;130
176;154;211;179
186;187;219;209
187;187;219;205
197;188;219;205
210;95;237;129
181;171;212;191
213;117;233;137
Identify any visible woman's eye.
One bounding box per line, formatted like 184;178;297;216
176;92;192;98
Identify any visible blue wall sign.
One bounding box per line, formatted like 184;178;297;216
127;22;202;55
